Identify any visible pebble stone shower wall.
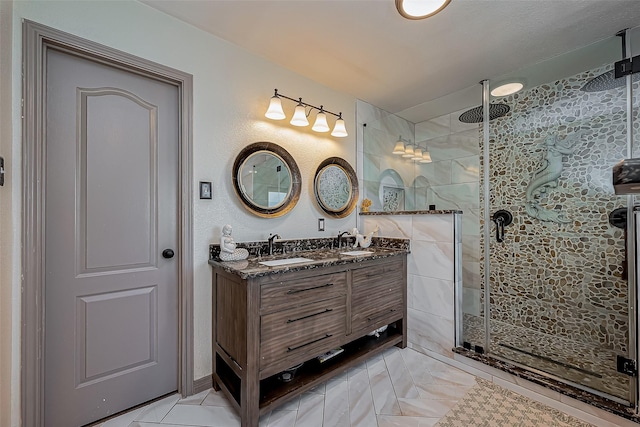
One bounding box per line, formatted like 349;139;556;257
468;65;637;400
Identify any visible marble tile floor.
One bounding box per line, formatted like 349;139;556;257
96;346;594;427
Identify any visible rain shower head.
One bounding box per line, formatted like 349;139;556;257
581;69;640;92
458;104;511;123
580;29;639;92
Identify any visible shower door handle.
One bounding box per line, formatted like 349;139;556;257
492;209;513;243
609;208;628;280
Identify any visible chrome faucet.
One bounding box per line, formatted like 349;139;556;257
268;233;281;255
337;231;350;248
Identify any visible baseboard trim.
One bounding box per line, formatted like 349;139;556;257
193;375;213;395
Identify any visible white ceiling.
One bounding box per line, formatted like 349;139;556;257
141;0;640;122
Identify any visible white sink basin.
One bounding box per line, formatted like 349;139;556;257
340;250;374;256
258;257;314;267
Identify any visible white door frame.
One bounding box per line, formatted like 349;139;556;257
21;20;194;427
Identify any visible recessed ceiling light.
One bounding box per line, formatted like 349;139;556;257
491;82;524;97
396;0;451;20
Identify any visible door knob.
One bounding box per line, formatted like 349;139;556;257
162;249;175;259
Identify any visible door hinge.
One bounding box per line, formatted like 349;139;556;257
0;157;4;186
617;355;637;377
615;54;640;79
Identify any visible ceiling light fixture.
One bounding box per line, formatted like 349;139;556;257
264;89;348;137
396;0;451;20
490;82;524;97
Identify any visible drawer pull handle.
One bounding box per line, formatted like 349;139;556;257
287;308;333;323
367;308;397;322
286;283;334;294
287;334;333;352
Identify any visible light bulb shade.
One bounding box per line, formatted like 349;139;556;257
312;111;330;132
265;96;286;120
396;0;451;19
420;151;432;163
290;104;309;126
392;140;406;154
402;144;415;158
331;117;348;137
412;147;423;160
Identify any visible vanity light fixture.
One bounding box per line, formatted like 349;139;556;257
265;93;286;120
392;136;406;154
420;149;432;163
396;0;451;20
402;144;415;158
411;146;424;161
392;135;411;155
264;89;348;137
491;82;524;97
331;113;348;137
391;135;432;162
312;108;330;132
290;99;309;127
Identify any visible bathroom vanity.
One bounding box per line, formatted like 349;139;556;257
209;247;407;427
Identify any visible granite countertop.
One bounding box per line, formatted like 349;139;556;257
208;246;408;279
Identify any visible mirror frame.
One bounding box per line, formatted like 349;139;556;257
232;142;301;218
314;157;359;218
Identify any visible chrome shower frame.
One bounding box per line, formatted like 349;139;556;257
623;27;639;412
460;31;640;408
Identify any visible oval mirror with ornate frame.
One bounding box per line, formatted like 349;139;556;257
232;142;301;218
314;157;359;218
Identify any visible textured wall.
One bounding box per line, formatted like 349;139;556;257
7;0;358;400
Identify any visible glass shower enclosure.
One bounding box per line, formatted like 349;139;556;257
459;27;640;406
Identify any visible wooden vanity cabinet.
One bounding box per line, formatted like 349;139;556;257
211;255;407;427
351;260;405;335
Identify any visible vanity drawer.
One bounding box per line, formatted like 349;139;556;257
260;272;347;313
351;260;404;333
260;297;346;375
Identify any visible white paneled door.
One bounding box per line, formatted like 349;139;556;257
44;47;179;426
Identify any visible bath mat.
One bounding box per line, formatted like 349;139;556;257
435;378;595;427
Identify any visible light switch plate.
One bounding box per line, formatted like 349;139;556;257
318;218;325;231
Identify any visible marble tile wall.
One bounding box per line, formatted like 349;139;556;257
357;100;415;212
357;100;484;352
415;110;482;318
362;213;461;359
360;101;483;216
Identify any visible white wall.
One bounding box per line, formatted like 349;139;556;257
3;1;358;422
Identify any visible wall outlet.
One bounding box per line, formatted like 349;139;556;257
318;218;325;231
